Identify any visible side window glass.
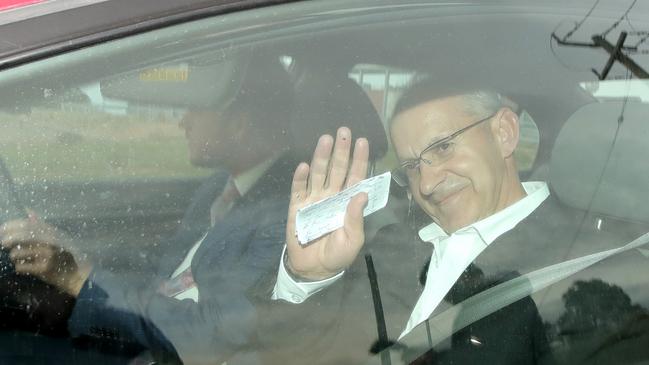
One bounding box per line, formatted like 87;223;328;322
1;86;207;185
349;64;416;121
349;65;415;173
0;81;211;274
1;1;648;364
515;109;540;173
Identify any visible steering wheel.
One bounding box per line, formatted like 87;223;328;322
0;158;74;336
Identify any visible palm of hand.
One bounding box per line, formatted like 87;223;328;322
285;127;370;281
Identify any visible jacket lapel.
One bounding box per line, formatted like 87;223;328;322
157;171;228;278
189;156;296;278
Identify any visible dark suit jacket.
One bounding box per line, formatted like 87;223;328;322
255;193;649;365
67;156;296;364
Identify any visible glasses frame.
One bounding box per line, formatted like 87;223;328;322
392;112;497;187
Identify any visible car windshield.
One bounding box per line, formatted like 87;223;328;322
1;0;649;364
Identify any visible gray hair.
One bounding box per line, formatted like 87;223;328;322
462;90;519;118
390;76;521;130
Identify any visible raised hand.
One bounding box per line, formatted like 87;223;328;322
0;214;91;296
285;127;370;280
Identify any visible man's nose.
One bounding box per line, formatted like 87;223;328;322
418;162;445;197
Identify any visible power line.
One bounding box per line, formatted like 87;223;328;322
601;0;638;37
631;32;649;49
563;0;601;41
550;22;594;72
552;1;649;79
625;14;638;32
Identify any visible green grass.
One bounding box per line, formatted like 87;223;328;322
2;139;208;183
1;108;210;183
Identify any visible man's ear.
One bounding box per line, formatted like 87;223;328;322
493;107;519;158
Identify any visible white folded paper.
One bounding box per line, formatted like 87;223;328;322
296;171;391;244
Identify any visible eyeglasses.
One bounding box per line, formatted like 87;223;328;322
392;112;496;187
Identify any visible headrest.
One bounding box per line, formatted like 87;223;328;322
288;72;388;163
550;101;649;223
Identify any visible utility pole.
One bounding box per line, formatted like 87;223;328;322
552;31;649;80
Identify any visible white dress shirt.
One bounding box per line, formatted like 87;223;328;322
272;181;549;339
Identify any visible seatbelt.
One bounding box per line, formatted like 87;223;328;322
391;230;649;362
365;254;392;365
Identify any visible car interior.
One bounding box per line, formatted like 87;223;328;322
0;0;648;363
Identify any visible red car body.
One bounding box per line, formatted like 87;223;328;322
0;0;44;12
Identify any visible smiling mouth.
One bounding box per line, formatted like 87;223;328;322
433;186;466;206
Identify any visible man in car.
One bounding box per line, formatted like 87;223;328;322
264;77;555;364
0;53;391;364
0;55;299;364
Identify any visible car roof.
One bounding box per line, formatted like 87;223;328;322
0;0;295;70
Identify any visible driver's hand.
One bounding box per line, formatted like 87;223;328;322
0;213;91;297
285;127;370;280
